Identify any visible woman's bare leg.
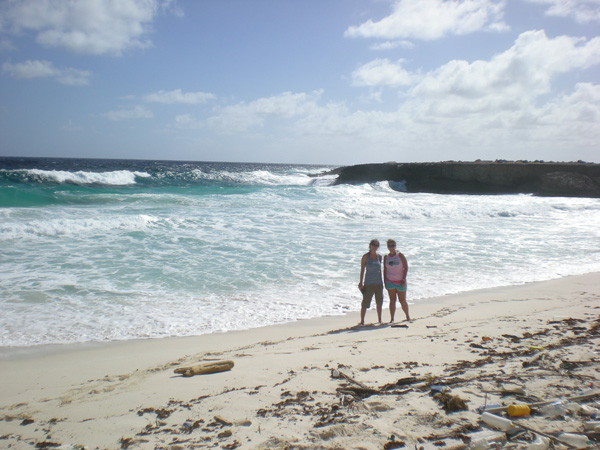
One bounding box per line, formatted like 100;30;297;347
387;289;397;322
398;290;410;321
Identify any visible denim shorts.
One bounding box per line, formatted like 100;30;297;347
385;281;407;292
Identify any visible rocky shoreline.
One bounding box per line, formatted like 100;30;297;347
323;161;600;197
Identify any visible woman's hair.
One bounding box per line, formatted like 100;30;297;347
369;239;380;249
387;239;396;246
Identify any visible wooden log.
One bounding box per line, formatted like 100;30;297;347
174;360;234;377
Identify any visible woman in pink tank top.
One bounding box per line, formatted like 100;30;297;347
384;239;410;322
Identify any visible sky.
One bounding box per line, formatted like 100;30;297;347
0;0;599;165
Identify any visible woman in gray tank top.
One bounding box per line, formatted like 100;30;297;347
358;239;383;325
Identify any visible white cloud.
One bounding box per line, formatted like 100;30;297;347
199;26;600;150
533;82;600;133
55;67;91;86
0;0;175;55
295;103;401;139
104;105;153;121
287;30;600;159
359;90;384;104
174;114;194;126
345;0;508;41
160;0;184;18
352;58;414;87
2;59;91;85
207;90;323;132
162;27;600;161
144;89;216;104
410;31;600;110
359;31;600;157
3;59;57;78
525;0;600;23
370;40;415;51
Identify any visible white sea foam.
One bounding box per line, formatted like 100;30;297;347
22;169;150;185
1;164;600;349
186;167;331;186
0;213;160;239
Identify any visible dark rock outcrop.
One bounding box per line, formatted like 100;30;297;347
326;161;600;197
539;172;600;197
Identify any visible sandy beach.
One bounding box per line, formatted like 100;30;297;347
1;273;599;450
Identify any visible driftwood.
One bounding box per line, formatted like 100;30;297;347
174;360;234;377
332;369;382;398
331;369;371;390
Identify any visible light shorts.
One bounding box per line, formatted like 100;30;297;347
361;284;383;309
385;281;407;292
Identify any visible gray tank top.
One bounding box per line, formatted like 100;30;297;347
364;254;382;285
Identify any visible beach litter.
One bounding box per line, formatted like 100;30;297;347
322;317;600;449
506;404;531;417
173;360;234;377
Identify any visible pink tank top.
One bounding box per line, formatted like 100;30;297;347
385;253;404;283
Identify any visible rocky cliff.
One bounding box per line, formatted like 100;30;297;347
327;161;600;197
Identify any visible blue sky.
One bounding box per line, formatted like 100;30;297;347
1;0;599;165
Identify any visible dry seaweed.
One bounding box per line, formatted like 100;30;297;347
433;392;468;412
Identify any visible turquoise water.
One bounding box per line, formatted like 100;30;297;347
1;157;599;348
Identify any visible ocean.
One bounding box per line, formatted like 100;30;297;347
1;157;599;350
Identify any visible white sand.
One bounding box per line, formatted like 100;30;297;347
1;273;599;450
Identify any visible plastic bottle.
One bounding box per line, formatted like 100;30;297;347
566;402;581;413
469;438;491;450
557;433;592;449
583;421;600;431
480;412;513;431
540;401;567;418
468;431;506;450
526;435;550;450
580;405;600;417
507;404;530;417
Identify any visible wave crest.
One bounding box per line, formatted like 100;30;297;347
1;169;150;186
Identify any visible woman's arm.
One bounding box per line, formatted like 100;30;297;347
358;253;367;288
383;254;388;282
400;252;408;284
